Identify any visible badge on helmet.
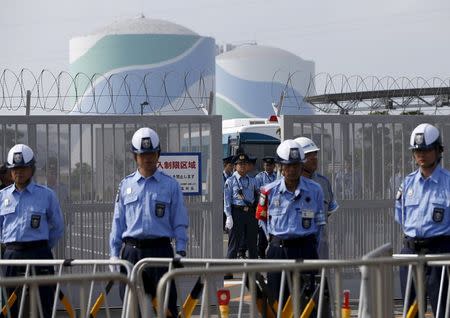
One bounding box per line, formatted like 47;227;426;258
13;153;24;164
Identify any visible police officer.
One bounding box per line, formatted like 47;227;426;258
109;127;188;317
223;156;234;231
396;123;450;317
247;156;258;178
296;137;338;318
0;144;64;318
254;156;277;258
223;156;234;183
0;163;13;190
224;153;259;260
256;140;325;308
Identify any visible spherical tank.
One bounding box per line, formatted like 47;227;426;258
215;45;315;119
69;17;215;115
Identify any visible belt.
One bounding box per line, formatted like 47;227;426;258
5;240;49;251
270;235;316;248
404;235;450;253
232;204;253;212
123;237;171;248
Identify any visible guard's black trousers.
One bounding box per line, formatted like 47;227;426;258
400;236;450;318
227;206;258;259
120;238;178;318
2;243;55;318
267;235;319;317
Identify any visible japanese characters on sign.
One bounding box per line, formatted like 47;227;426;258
158;152;201;195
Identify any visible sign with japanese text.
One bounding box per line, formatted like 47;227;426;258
158;152;201;195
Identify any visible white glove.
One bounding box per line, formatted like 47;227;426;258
225;216;233;230
109;256;120;273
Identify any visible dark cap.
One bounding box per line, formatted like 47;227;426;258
0;163;8;174
262;156;275;164
248;156;257;165
233;153;250;164
222;156;234;164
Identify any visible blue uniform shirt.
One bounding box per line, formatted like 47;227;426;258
264;177;325;239
395;165;450;238
0;181;64;248
109;169;189;257
255;171;277;190
224;172;258;217
311;172;339;215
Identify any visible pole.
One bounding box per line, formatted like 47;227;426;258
26;90;31;116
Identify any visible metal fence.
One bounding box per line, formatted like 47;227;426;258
282;115;450;258
0;115;223;260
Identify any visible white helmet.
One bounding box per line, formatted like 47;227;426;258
131;127;160;154
409;123;442;151
294;137;320;154
7;144;35;168
276;139;305;164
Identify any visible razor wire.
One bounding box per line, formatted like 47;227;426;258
302;73;450;114
0;69;214;114
2;69;450;115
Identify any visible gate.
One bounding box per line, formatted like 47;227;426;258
0;115;223;260
282;115;450;294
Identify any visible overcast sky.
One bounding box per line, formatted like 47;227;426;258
1;0;450;79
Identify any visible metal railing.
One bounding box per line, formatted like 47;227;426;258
155;254;450;318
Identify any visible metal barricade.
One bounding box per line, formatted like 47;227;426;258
0;272;136;318
0;259;133;317
130;258;297;318
155;254;450;318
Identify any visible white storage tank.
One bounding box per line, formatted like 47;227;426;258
69;16;215;114
215;44;315;119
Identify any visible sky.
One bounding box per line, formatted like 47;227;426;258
1;0;450;79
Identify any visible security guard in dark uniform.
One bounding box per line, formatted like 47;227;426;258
254;156;277;258
224;153;258;259
0;144;64;318
256;140;325;310
396;123;450;317
109;127;188;317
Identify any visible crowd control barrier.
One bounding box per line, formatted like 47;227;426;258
0;259;133;318
155;253;450;318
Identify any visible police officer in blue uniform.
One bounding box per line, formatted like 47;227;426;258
222;156;234;231
109;127;188;317
224;153;259;260
396;123;450;318
0;144;64;318
256;140;325;309
254;156;277;258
